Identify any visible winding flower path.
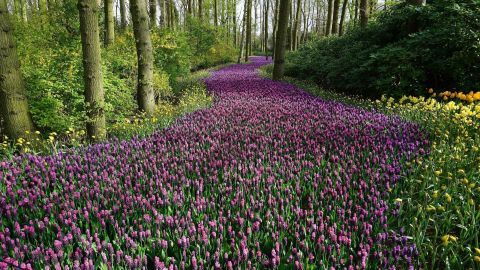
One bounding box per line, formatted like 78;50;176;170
0;57;428;269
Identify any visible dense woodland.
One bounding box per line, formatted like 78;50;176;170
1;0;461;142
1;0;480;268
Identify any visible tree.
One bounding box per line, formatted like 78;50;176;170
331;0;340;34
78;0;106;140
149;0;157;27
325;0;332;35
359;0;368;27
244;0;252;62
272;0;278;59
338;0;347;35
272;0;289;79
237;0;247;63
214;0;218;26
119;0;128;30
232;0;237;46
292;0;300;50
0;0;35;140
130;0;155;114
264;0;268;58
198;0;203;20
104;0;114;45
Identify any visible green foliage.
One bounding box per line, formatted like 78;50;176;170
286;0;480;98
186;17;237;70
9;0;234;141
14;2;136;132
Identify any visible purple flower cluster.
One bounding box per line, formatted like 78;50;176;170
0;57;428;269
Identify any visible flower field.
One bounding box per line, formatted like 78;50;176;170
261;66;480;269
1;57;430;269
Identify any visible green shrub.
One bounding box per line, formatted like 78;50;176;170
286;0;480;98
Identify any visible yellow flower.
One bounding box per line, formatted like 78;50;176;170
441;234;457;246
432;190;439;199
475;247;480;255
444;193;452;203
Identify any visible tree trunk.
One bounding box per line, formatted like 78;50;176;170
331;0;339;34
198;0;202;20
158;0;165;26
272;0;278;60
232;0;236;46
130;0;155;114
338;0;347;35
149;0;157;27
104;0;114;45
291;0;300;50
325;0;332;35
264;0;268;59
187;0;192;15
0;1;35;140
213;0;217;26
272;0;289;80
237;0;247;63
288;1;292;50
244;0;251;62
119;0;127;29
359;0;368;27
354;0;358;24
78;0;106;141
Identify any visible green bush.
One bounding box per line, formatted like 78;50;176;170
11;0;234;136
186;17;236;70
286;0;480;98
14;3;136;132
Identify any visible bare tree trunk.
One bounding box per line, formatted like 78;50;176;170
130;0;155;114
149;0;157;27
0;1;35;140
104;0;114;45
119;0;127;29
272;0;278;59
213;0;217;25
288;1;292;50
354;0;358;24
264;0;268;59
272;0;289;80
325;0;332;35
331;0;339;34
198;0;202;20
292;0;300;50
244;0;252;62
237;0;247;63
78;0;106;141
359;0;367;27
338;0;347;35
232;0;236;46
158;0;165;26
187;0;191;14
